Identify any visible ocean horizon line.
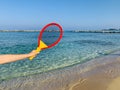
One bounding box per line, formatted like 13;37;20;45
0;29;120;33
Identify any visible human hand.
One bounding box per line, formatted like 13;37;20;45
28;50;39;57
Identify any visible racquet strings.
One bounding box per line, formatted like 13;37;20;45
40;25;60;47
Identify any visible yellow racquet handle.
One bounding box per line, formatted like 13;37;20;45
29;40;48;60
29;47;41;60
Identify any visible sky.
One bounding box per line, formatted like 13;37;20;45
0;0;120;30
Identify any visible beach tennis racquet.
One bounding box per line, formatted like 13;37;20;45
29;22;63;60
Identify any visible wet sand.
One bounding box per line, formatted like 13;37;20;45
69;61;120;90
1;51;120;90
69;52;120;90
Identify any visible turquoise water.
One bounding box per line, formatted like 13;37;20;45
0;32;120;81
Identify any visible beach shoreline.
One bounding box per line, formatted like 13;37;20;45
1;51;120;90
69;54;120;90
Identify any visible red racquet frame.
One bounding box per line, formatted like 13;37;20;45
38;23;63;50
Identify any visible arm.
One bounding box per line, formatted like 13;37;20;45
0;50;39;64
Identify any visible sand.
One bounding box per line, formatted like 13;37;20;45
70;76;120;90
1;51;120;90
107;77;120;90
69;52;120;90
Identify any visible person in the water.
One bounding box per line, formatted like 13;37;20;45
0;50;39;64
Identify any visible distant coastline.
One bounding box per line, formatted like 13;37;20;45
0;28;120;33
0;30;40;32
71;28;120;33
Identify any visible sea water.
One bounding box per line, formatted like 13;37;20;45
0;32;120;81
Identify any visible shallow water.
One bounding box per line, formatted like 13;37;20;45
0;32;120;81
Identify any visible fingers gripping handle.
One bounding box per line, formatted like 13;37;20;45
29;47;41;60
29;40;48;60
